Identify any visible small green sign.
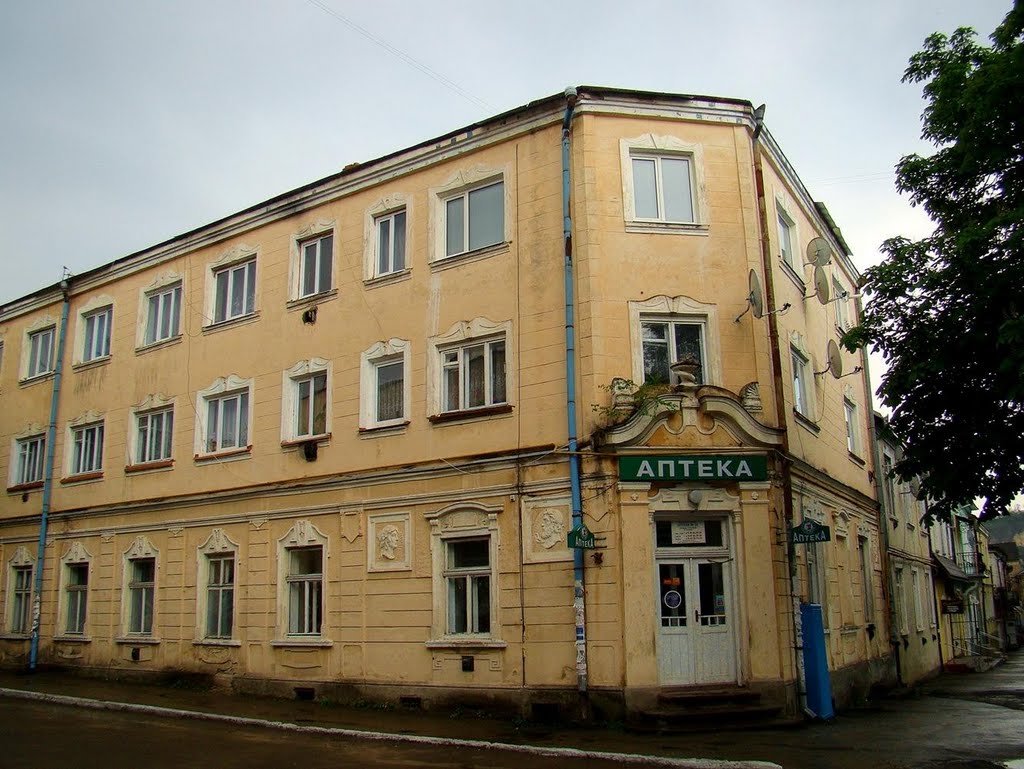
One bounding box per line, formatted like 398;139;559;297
790;520;831;544
567;524;596;549
619;454;768;483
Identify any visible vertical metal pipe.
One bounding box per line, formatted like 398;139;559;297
561;86;587;697
29;276;71;670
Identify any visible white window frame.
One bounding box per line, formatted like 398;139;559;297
791;340;814;419
364;195;412;281
427;318;514;419
281;359;331;443
911;567;924;631
426;503;502;647
629;296;722;387
196;529;239;642
858;535;874;623
442;179;505;258
429;166;510;264
143;283;182;346
121;536;158;639
69;420;105;476
776;200;797;270
26;326;55;379
58;543;92;637
195;375;254;458
12;433;45;487
894;566;908;635
844;392;860;455
439;336;507;414
275;521;329;643
290;222;335;300
5;547;34;636
374;208;408;277
620;135;708;232
135;405;174;465
629;152;695;223
208;247;257;325
359;339;410;430
639;317;708;386
832;278;851;331
79;303;113;364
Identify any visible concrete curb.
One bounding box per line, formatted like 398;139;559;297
0;687;781;769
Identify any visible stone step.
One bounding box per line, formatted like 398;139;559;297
657;686;762;707
629;703;785;734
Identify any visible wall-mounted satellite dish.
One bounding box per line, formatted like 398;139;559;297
816;339;843;378
810;265;831;305
734;269;765;322
806;237;832;267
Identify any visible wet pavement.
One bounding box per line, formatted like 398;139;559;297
2;651;1023;768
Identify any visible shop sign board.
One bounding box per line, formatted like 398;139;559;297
941;599;965;615
567;524;596;549
619;454;768;483
790;519;831;544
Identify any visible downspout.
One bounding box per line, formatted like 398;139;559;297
29;273;71;671
750;113;807;715
561;86;588;703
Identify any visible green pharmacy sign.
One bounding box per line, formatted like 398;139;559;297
790;519;831;544
619;455;768;483
567;524;596;549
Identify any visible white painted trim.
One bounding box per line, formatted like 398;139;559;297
363;194;411;281
620;134;709;230
195;528;240;642
426;317;513;417
428;164;511;264
288;221;336;301
275;520;330;641
280;358;331;442
628;295;722;387
194;375;254;457
367;512;411;572
127;394;175;466
121;536;159;638
58;542;92;636
135;272;184;350
72;296;114;366
359;340;410;430
204;244;258;326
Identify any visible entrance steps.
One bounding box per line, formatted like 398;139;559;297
629;686;785;733
945;653;1006;673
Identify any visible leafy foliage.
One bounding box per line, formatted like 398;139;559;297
843;2;1024;520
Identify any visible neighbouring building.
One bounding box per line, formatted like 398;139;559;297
0;86;891;721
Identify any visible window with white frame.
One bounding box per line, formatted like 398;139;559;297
375;209;407;276
445;537;492;635
144;283;182;345
858;535;873;622
881;451;898;519
777;204;796;269
26;326;55;378
444;180;504;258
212;258;256;324
205;555;234;639
9;564;32;634
630;153;695;223
65;562;89;635
894;566;908;634
294;372;327;438
127;557;155;635
360;340;410;431
641;318;705;385
286;546;322;636
14;434;45;486
70;422;104;475
912;568;924;631
136;407;174;464
298;233;333;298
844;396;860;455
204;390;249;453
441;337;506;413
833;278;851;330
374;357;404;423
82;306;112;362
791;347;812;418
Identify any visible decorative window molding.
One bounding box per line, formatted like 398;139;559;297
65;413;105;480
843;385;861;456
20;315;57;382
276;520;329;641
775;196;800;275
9;428;46;489
790;331;816;422
135;272;183;350
73;295;114;366
5;546;34;635
196;528;239;642
429;165;511;264
359;339;410;431
289;220;336;301
427;317;513;420
205;244;258;327
59;542;92;636
367;512;411;572
121;536;158;638
620;134;708;233
129;394;175;469
195;375;254;458
425;502;502;646
364;194;411;281
628;295;722;387
281;358;331;443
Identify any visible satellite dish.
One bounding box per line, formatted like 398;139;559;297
735;269;765;322
826;340;843;378
806;237;832;266
813;266;831;305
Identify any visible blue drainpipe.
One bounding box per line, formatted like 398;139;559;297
29;274;71;671
561;86;588;696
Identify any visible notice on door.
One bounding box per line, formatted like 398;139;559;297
671;521;706;545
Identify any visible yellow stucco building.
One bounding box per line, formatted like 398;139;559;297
0;87;891;720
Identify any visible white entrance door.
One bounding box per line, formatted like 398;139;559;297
657;558;736;685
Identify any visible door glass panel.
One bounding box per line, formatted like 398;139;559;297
659;563;687;627
698;562;727;626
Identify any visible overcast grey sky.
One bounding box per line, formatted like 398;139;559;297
0;0;1009;310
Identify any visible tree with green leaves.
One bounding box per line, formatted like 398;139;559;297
844;2;1024;520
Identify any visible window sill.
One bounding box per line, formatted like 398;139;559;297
624;220;709;236
193;638;242;647
364;269;412;288
125;459;174;474
135;335;183;356
429;404;513;425
359;421;410;437
60;471;104;485
201;311;260;335
115;636;161;645
0;633;30;641
73;356;111;372
53;635;92;643
7;481;44;494
793;410;820;434
847;451;866;467
778;258;806;293
270;638;333;648
194;446;252;464
280;433;331;449
18;371;55;388
286;288;337;312
840;626;860;636
431;242;509;272
425;638;507;650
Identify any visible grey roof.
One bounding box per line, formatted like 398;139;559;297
981;512;1024;543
